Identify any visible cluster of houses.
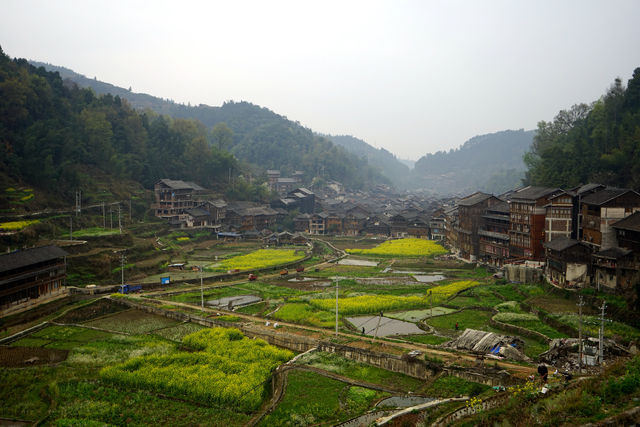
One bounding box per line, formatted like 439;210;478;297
152;178;439;239
443;184;640;293
151;178;640;293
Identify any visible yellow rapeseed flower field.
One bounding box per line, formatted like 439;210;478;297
214;249;304;271
345;238;447;257
0;219;40;230
309;280;480;314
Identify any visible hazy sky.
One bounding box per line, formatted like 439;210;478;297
2;1;640;160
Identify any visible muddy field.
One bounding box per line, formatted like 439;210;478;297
56;298;127;323
0;346;68;367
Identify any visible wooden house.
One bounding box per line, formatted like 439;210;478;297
153;179;205;225
509;186;563;260
0;246;68;315
592;247;637;292
581;188;640;250
429;209;446;241
457;192;501;261
479;201;510;266
543;237;591;288
294;213;311;233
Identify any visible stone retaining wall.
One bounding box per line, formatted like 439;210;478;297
0;321;50;345
443;367;522;387
432;393;510;426
318;342;440;380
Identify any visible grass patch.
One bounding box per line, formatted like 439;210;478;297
448;285;503;308
272;303;338;328
235;301;268;315
152;322;206;341
427;310;493;332
259;370;386;426
494;313;568;339
424;375;491;398
549;313;640;341
297;351;425;392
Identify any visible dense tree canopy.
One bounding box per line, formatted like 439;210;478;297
0;47;236;199
524;68;640;189
32;61;391;190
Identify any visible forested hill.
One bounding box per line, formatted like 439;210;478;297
31;61;390;189
1;49;237;206
326;134;410;187
410;129;535;195
523;68;640;189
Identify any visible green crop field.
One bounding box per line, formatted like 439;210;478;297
258;370;386;426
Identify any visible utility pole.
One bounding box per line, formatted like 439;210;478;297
599;301;607;364
200;266;204;311
118;204;122;234
372;311;383;343
129;198;132;223
69;216;73;242
110;206;113;229
75;190;81;216
335;277;339;337
121;253;125;287
578;296;584;370
102;202;106;229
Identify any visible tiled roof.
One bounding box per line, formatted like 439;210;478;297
581;188;639;206
157;179;205;191
543;237;581;252
458;192;495;207
185;208;210;217
510;186;562;201
611;212;640;232
594;247;632;259
0;245;68;274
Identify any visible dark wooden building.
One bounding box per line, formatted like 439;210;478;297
509;186;562;260
152;179;205;224
543;237;591;288
0;246;68;315
478;201;510;266
457;192;501;261
581;188;640;250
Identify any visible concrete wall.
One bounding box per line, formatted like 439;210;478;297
505;264;543;283
566;263;588;282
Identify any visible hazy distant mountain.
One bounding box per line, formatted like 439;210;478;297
326;134;410;187
31;61;389;189
411;129;535;195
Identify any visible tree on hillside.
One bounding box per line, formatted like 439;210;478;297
523;68;640;189
211;122;233;150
